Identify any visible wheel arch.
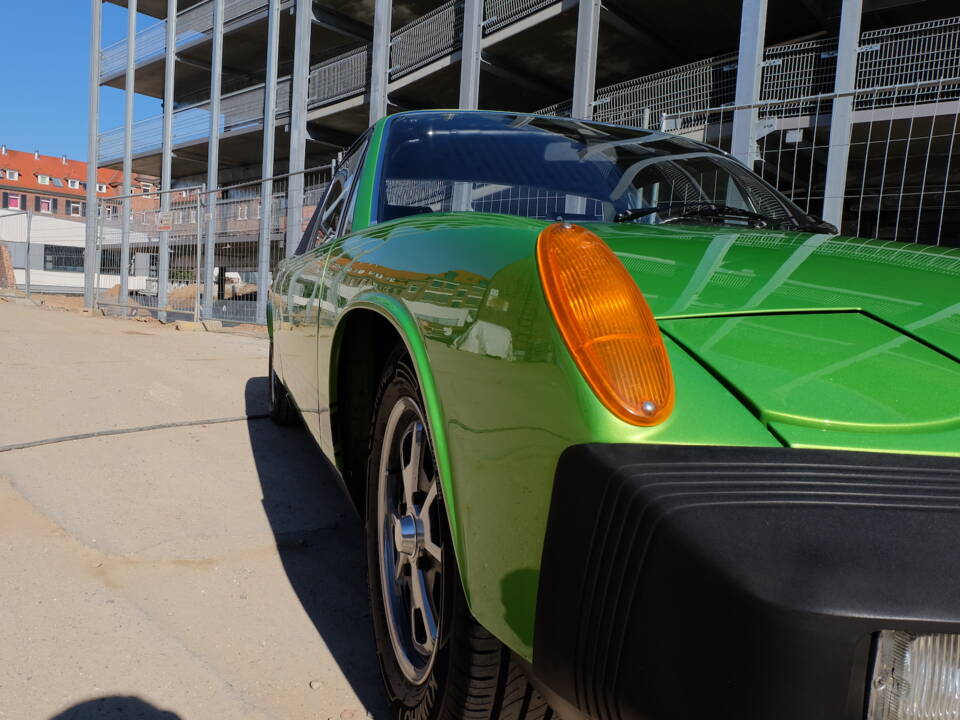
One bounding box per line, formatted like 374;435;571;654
329;296;467;589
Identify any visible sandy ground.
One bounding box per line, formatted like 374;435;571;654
0;300;388;719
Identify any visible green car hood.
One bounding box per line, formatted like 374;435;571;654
590;223;960;455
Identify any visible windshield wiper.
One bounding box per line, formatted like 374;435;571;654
614;202;776;227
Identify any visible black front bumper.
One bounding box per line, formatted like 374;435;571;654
533;444;960;720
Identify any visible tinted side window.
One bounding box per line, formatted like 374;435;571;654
313;136;369;247
293;132;371;256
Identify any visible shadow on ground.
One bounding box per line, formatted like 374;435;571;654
49;696;181;719
244;376;388;716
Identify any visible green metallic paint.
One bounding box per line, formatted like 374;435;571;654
287;212;785;657
662;312;960;454
330;294;464;579
349;118;386;234
268;120;960;662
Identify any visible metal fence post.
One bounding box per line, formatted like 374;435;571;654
571;0;601;120
369;0;392;124
459;0;483;110
84;0;102;309
822;0;864;228
195;186;203;323
203;0;224;319
256;0;281;326
730;0;768;168
24;211;32;299
94;202;104;311
286;0;311;259
158;0;177;322
120;0;137;315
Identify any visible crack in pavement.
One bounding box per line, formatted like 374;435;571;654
0;414;270;454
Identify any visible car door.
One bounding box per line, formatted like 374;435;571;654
284;134;371;447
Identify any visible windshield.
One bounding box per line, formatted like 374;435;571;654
376;112;817;230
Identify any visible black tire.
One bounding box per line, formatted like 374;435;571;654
365;347;555;720
268;339;298;426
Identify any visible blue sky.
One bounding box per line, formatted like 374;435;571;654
1;1;162;162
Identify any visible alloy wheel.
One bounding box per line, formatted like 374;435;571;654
377;396;444;685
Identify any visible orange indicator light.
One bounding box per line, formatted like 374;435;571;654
536;222;675;426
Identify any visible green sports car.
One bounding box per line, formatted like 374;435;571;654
267;110;960;720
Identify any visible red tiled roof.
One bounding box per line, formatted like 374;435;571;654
0;148;155;198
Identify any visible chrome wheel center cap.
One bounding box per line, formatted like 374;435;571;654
395;513;422;557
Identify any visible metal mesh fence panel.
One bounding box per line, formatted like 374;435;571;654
662;80;960;247
0;209;118;297
202;168;330;324
88;168;330;324
95;187;204;319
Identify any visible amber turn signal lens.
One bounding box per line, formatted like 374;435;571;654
537;222;674;426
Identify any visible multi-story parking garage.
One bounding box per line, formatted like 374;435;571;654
86;0;960;321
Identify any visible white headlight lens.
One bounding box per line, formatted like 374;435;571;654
868;631;960;720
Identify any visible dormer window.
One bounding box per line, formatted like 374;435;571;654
6;170;18;181
68;179;80;189
38;174;50;185
96;183;107;193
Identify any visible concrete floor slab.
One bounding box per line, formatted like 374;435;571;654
0;302;388;719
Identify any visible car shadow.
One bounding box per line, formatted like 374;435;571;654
243;376;389;717
48;696;181;719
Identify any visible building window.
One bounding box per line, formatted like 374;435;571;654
99;248;121;275
6;170;18;181
68;201;83;217
96;183;107;193
67;179;80;189
44;246;84;273
39;198;53;213
237;204;248;221
38;174;50;185
6;194;21;210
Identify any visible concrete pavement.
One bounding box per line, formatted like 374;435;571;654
0;301;388;719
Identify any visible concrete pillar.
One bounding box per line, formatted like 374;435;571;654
84;0;102;308
158;0;177;321
459;0;483;110
285;0;312;259
369;0;392;124
730;0;768;168
120;0;137;313
571;0;601;120
821;0;863;228
202;0;225;319
255;0;281;326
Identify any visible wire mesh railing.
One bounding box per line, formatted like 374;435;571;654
99;0;270;79
99;77;294;165
98;0;566;163
308;45;371;107
390;1;464;80
858;16;960;89
661;79;960;247
482;0;557;33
